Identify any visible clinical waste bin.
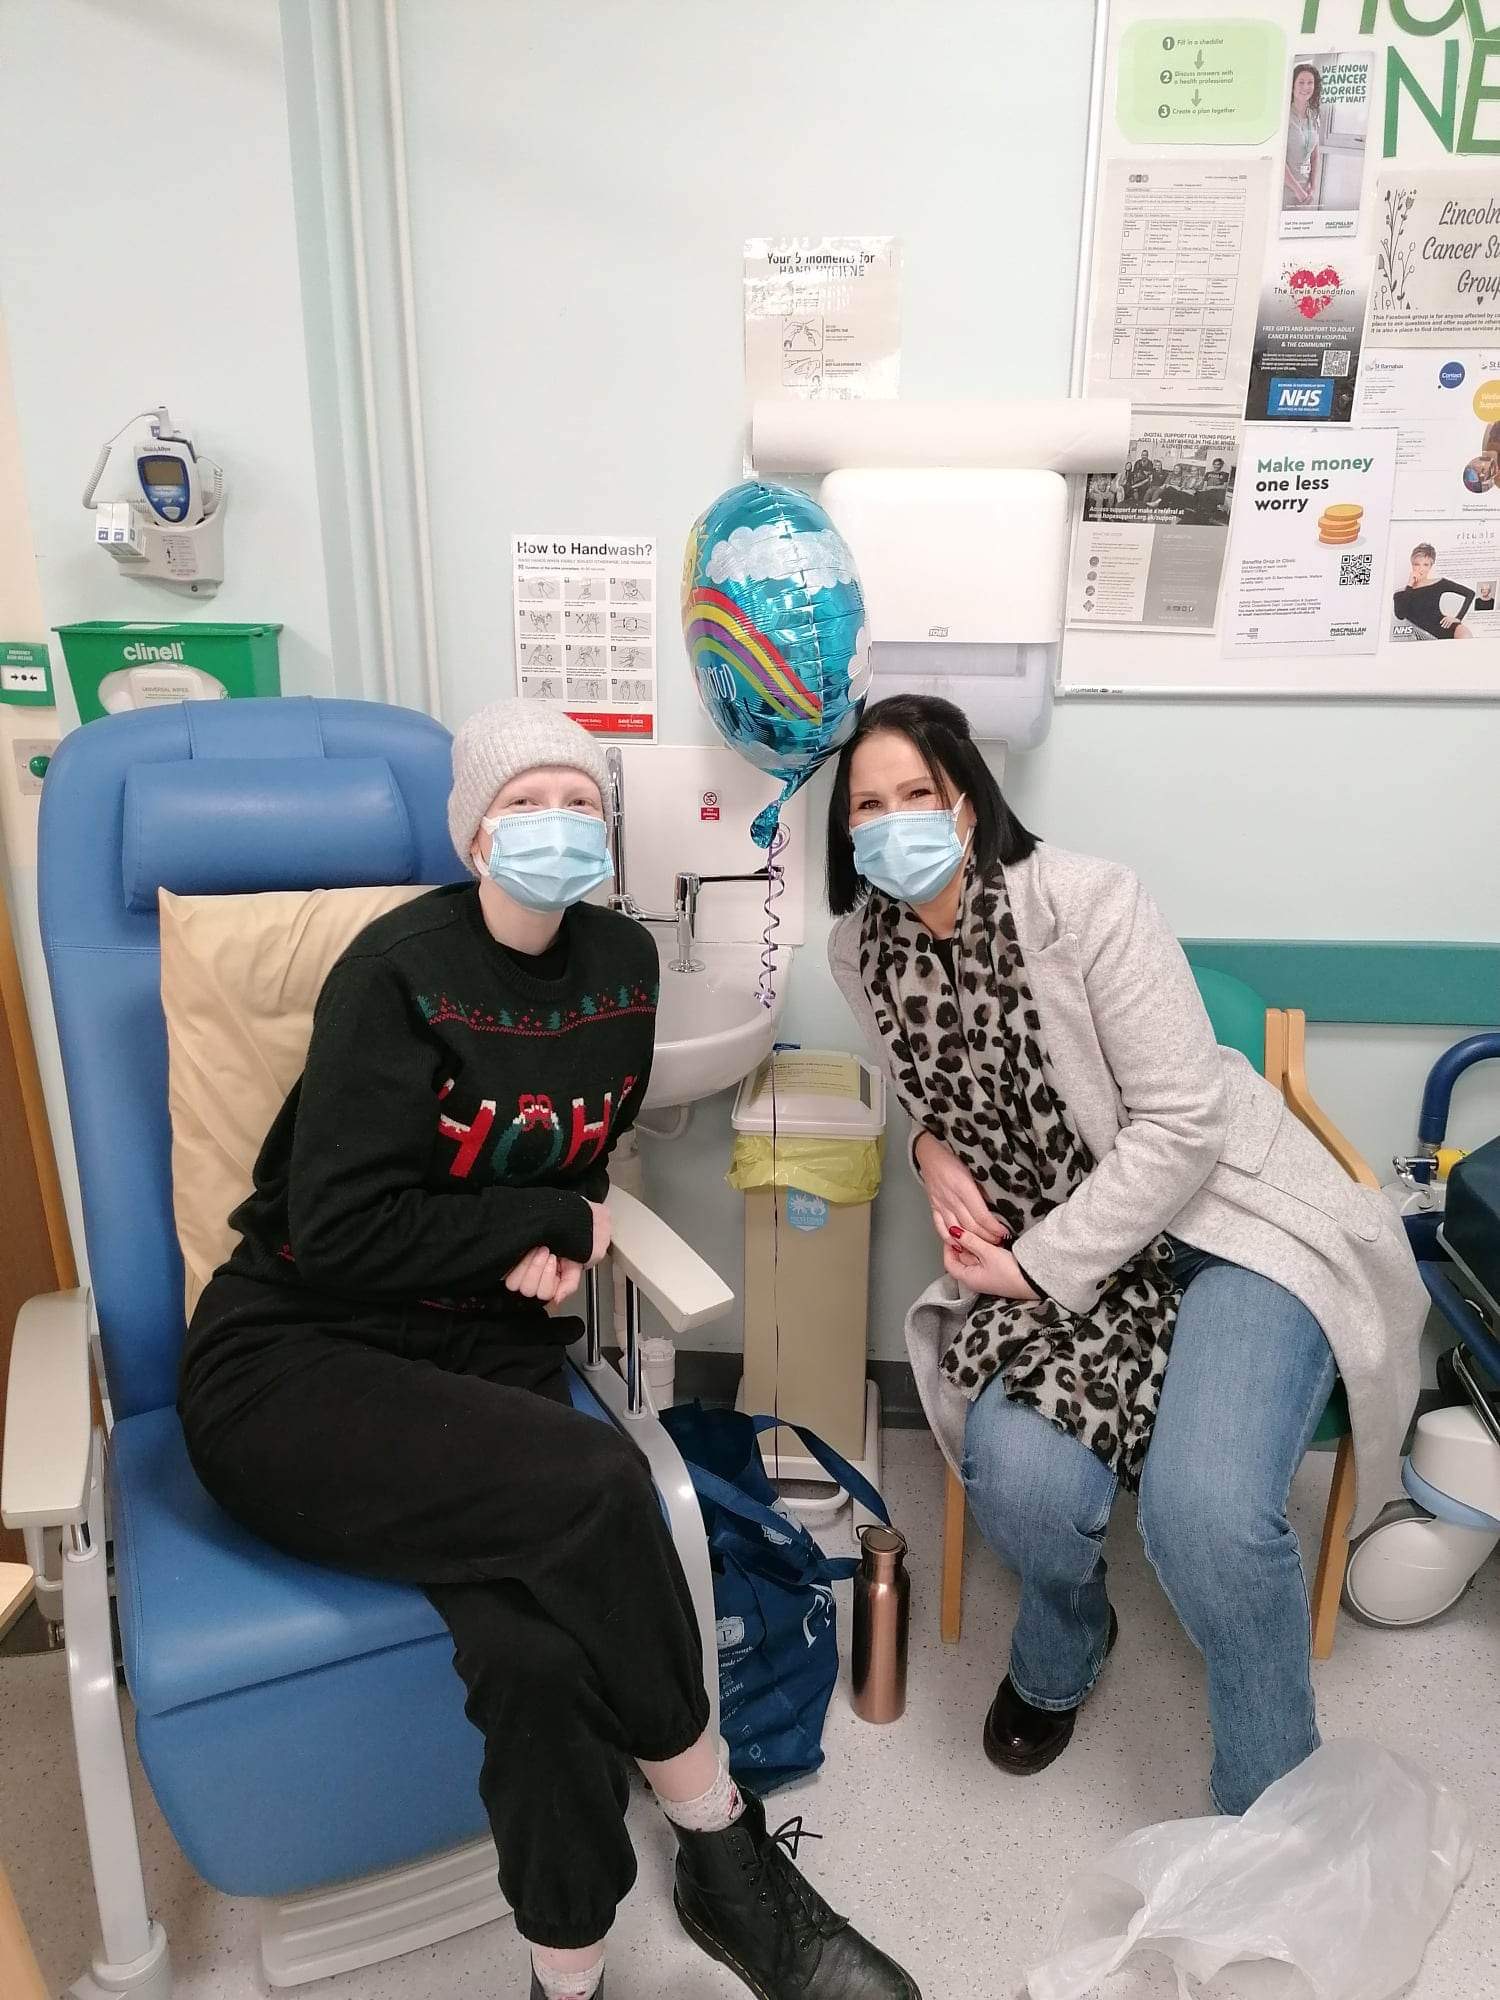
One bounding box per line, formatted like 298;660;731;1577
729;1050;886;1496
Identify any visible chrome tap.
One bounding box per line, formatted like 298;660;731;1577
669;868;771;972
602;748;770;972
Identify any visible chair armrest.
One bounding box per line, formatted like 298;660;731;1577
1280;1011;1380;1189
607;1187;734;1335
2;1290;94;1529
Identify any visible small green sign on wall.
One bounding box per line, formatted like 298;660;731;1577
1117;18;1286;145
0;641;53;707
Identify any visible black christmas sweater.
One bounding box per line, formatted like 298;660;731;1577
202;885;657;1316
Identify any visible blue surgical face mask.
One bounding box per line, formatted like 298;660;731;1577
851;795;970;904
477;808;612;912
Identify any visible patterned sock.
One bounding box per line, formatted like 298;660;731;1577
657;1758;745;1834
530;1946;605;1998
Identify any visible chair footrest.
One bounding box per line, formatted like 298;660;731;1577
260;1835;510;1987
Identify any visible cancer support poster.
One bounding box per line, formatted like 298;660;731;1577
1369;173;1500;347
1354;350;1500;519
1245;254;1366;422
1068;416;1237;630
1278;47;1374;240
1221;425;1397;657
512;534;657;740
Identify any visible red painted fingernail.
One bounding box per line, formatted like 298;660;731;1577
949;1225;963;1238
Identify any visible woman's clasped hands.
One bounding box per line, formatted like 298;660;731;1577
915;1130;1039;1303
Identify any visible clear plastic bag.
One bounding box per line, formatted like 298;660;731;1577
1026;1742;1474;2000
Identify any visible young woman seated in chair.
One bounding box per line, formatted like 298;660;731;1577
179;701;918;2000
824;693;1425;1817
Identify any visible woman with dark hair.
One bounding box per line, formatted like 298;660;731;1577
825;694;1423;1815
1284;62;1322;208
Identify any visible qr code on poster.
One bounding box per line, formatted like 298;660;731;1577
1321;348;1352;377
1339;550;1373;586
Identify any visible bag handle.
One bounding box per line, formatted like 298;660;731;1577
749;1415;891;1527
677;1457;860;1582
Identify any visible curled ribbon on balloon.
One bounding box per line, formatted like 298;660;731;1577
682;479;871;848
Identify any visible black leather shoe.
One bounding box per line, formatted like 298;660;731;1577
983;1610;1119;1776
674;1793;921;1998
529;1973;603;1999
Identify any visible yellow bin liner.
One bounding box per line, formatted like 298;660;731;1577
728;1050;887;1204
727;1132;884;1206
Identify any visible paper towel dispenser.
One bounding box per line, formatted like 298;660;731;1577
817;467;1066;749
750;397;1130;746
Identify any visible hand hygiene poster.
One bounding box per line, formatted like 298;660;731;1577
512;536;657;740
743;237;902;406
1222;427;1397;657
1063;0;1500;698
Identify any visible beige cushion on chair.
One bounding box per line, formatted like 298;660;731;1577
158;885;430;1320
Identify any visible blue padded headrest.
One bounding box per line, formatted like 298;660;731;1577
122;757;416;911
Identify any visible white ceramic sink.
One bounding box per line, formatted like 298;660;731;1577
644;943;791;1111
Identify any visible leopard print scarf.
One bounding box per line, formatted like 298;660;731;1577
859;862;1177;1487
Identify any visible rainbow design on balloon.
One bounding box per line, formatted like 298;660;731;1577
683;587;823;725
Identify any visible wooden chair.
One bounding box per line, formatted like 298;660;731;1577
1;1562;50;2000
939;973;1370;1664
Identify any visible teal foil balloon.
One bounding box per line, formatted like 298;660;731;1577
682;479;870;847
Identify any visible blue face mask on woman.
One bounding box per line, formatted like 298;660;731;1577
477;808;613;913
851;795;971;904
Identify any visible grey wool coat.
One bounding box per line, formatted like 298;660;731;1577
828;844;1426;1535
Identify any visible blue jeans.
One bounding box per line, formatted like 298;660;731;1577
960;1241;1337;1815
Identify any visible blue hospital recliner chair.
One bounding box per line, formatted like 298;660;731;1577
1;698;730;1998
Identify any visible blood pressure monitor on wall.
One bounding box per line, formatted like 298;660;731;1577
82;405;226;596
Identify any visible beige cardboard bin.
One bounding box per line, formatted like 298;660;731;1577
731;1052;886;1476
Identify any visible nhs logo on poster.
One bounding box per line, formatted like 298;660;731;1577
1269;378;1333;418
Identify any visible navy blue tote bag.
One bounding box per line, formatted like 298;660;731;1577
661;1402;890;1792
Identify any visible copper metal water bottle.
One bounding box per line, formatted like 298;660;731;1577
851;1524;909;1723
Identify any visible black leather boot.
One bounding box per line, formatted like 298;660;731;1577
528;1971;603;1999
674;1794;920;1998
983;1609;1119;1776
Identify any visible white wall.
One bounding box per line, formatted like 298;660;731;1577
0;0;334;710
0;0;337;1282
394;0;1500;1358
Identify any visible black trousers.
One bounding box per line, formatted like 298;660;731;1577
180;1276;711;1948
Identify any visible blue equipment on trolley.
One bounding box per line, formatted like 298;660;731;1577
1343;1034;1500;1627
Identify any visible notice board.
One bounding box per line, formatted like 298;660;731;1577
1063;0;1500;697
